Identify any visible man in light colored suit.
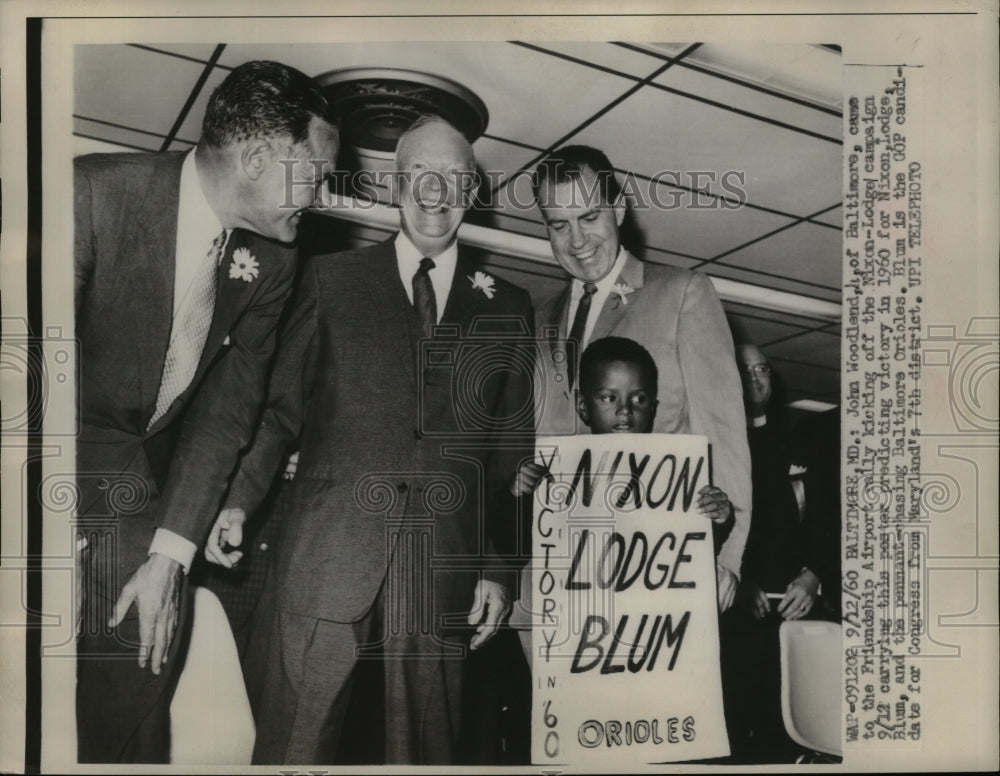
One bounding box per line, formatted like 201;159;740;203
74;60;338;762
208;116;534;764
531;145;751;609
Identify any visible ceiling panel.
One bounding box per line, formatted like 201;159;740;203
522;41;667;79
722;300;835;329
132;43;224;64
73;134;150;157
655;65;841;140
218;42;637;151
642;43;692;59
486;213;550;241
472;136;541;202
717;220;842;289
490;164;799;263
702;261;841;303
494;166;541;218
762;329;842;371
568;84;841;216
628;176;798;259
75;45;206;142
768;356;840;401
813;205;842;227
725;314;813;348
686;43;843;109
637;248;703;271
74;116;166;153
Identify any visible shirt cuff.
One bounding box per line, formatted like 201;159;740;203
149;528;198;574
750;415;767;428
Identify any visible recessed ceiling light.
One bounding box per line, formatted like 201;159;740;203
316;67;489;160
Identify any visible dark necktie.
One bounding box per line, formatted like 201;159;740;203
412;257;437;337
567;281;597;389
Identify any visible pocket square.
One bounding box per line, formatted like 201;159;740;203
222;335;231;346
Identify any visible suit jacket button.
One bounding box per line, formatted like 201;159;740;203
398;482;409;493
259;542;269;551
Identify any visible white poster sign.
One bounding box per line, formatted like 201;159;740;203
531;433;728;766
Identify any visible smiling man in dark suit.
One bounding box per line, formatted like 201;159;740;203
73;60;338;763
207;115;534;764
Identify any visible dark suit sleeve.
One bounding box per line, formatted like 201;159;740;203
223;258;321;516
793;410;841;603
74;159;96;316
676;272;752;578
481;288;536;590
742;422;806;590
153;242;300;544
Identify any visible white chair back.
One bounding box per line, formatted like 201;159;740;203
779;619;843;756
169;586;255;764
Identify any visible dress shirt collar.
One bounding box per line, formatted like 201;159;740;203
179;150;226;251
567;246;630;346
173;150;228;317
569;246;629;304
394;231;458;318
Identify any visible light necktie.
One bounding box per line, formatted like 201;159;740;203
791;477;807;521
412;257;437;337
149;230;227;427
567;281;598;389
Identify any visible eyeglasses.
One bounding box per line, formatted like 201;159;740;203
741;363;771;376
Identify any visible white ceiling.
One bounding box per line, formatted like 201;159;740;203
73;40;843;410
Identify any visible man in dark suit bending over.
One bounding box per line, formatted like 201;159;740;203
74;60;338;763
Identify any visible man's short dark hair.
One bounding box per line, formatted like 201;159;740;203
532;145;622;208
579;336;658;395
201;60;333;148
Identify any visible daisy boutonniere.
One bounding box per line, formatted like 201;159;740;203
229;247;260;283
611;281;636;307
468;271;496;300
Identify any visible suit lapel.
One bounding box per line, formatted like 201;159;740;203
365;238;418;390
590;252;645;342
146;224;281;434
441;254;481;330
549;284;571;336
544;284;572;386
131;153;184;416
194;229;262;379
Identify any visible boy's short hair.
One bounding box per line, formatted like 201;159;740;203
579;336;658;394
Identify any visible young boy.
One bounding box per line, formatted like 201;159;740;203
514;336;732;525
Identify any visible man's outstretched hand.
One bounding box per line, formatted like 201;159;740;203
467;579;511;651
716;564;738;612
696;485;732;525
777;568;820;620
109;553;183;674
509;461;551;497
204;507;248;568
